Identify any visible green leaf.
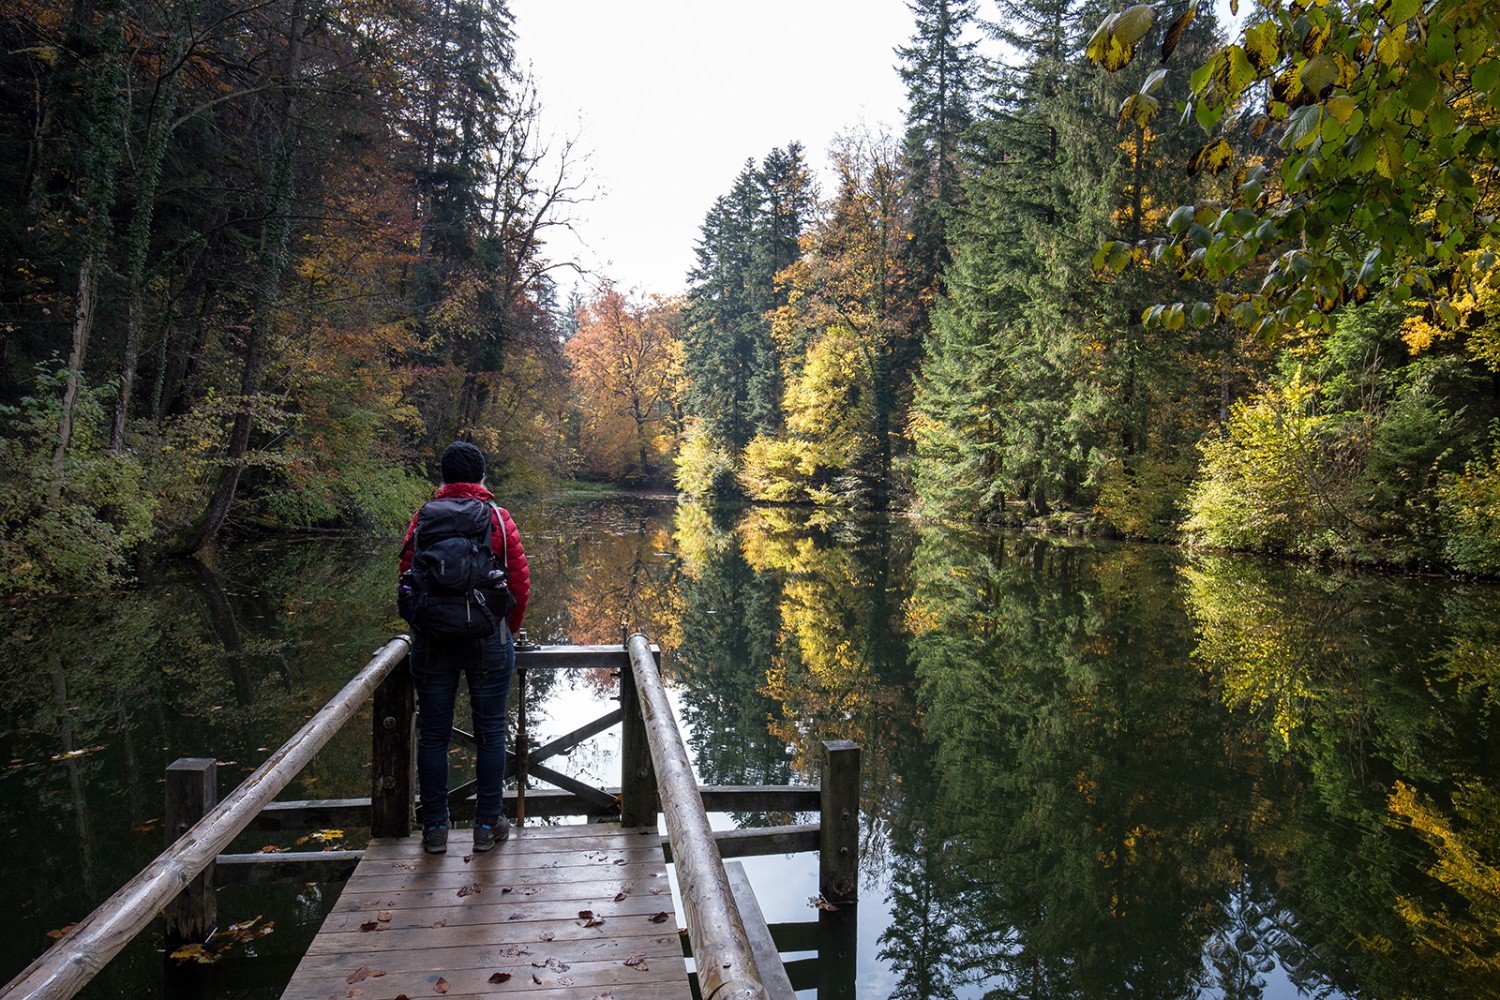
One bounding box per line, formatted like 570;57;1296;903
1377;0;1421;27
1325;94;1356;124
1191;301;1215;326
1299;54;1339;97
1376;130;1404;179
1167;205;1196;234
1473;59;1500;94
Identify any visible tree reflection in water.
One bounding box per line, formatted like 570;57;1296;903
0;496;1495;999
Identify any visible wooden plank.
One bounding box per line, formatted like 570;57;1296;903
216;851;362;886
514;645;631;671
249;797;370;831
247;784;822;829
280;825;691;1000
726;862;797;1000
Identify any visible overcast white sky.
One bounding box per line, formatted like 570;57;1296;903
509;0;916;299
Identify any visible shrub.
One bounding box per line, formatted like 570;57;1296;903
739;435;811;503
0;363;157;596
674;420;738;498
1440;439;1500;577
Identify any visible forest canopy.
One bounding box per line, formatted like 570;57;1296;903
3;0;1498;596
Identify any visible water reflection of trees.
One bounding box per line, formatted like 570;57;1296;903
1184;556;1500;996
901;529;1500;999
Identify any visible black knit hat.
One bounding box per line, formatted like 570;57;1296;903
440;441;486;484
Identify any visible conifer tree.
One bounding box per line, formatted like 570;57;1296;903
897;0;980;300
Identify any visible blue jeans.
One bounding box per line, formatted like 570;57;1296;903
410;626;513;826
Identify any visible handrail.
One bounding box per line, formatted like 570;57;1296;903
625;632;768;1000
1;635;412;1000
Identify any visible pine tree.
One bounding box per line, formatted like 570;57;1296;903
916;0;1222;522
897;0;980;300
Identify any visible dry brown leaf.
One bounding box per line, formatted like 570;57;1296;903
456;882;482;897
377;911;392;922
434;977;449;994
346;966;372;984
614;891;627;902
648;911;670;923
488;972;512;984
358;922;378;933
539;931;555;941
431;918;447;928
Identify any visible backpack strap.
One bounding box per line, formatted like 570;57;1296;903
488;501;508;576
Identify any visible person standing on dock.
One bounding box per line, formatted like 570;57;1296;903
398;441;530;854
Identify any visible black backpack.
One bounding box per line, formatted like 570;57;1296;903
397;497;514;642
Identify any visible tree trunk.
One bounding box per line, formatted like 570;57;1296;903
182;0;305;552
112;1;196;451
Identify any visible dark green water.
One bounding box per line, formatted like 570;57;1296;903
1;495;1497;999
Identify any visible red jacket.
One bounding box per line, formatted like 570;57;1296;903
399;482;529;634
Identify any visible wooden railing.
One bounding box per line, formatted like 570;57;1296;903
0;635;860;1000
0;636;413;1000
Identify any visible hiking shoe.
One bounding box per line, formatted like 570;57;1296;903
422;822;448;854
472;815;510;852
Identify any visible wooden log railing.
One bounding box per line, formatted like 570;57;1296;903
0;636;413;1000
626;631;768;1000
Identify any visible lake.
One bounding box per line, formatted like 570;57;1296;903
1;493;1496;998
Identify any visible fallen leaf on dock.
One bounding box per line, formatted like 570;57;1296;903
377;912;391;922
648;912;670;923
46;924;77;940
358;922;378;932
457;882;482;897
649;887;663;895
346;966;372;984
539;931;555;941
613;891;627;901
434;976;449;993
624;955;649;970
430;918;447;928
488;972;512;984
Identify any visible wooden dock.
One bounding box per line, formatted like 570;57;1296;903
5;638;855;1000
280;823;692;1000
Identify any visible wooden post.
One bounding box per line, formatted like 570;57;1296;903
619;642;657;828
164;758;217;946
819;740;860;907
371;650;414;838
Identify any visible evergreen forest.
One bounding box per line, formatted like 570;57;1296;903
4;0;1500;597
